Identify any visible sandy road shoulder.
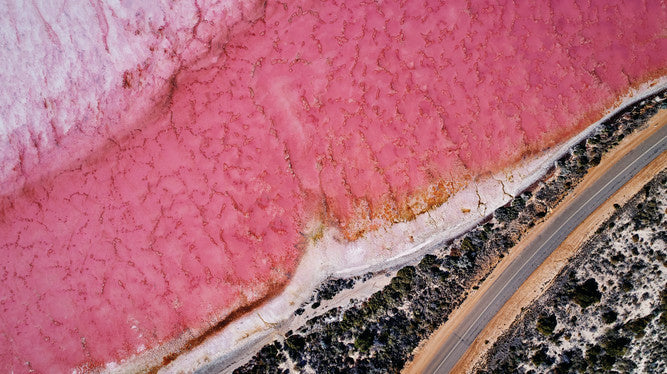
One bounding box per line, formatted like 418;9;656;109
404;109;667;374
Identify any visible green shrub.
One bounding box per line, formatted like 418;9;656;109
571;278;602;308
585;344;602;367
531;347;553;367
624;315;652;337
396;266;416;280
601;332;630;358
601;310;618;324
285;334;306;352
460;237;476;252
354;328;374;352
495;205;519;223
418;254;437;272
536;314;557;335
600;354;616;371
620;278;634;292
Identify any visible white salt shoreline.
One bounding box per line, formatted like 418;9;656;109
104;77;666;374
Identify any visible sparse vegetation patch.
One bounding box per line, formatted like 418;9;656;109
235;91;666;373
476;170;667;374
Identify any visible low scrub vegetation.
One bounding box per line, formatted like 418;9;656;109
476;169;667;374
235;91;666;373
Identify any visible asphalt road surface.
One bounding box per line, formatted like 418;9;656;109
426;123;667;374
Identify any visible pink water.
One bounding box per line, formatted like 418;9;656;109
1;0;665;371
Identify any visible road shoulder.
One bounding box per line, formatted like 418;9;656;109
404;109;667;374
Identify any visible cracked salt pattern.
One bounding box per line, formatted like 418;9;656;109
0;0;665;372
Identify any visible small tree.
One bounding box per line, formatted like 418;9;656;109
354;328;374;352
531;346;554;367
571;278;602;308
601;310;618;324
495;205;519;223
624;315;651;337
418;254;437;272
536;314;557;335
601;331;631;358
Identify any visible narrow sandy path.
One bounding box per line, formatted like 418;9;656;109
404;108;667;374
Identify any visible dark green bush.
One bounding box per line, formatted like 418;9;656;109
460;237;476;252
571;278;602;308
418;254;437;272
495;205;519;223
585;344;602;367
354;328;374;352
531;347;554;367
624;315;652;337
285;334;306;352
536;314;557;335
601;332;630;358
601;310;618;324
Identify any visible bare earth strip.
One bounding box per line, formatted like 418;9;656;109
405;109;667;374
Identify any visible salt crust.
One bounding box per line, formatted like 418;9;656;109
102;79;667;374
0;0;243;140
0;0;246;193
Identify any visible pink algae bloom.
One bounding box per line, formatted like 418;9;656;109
0;0;665;372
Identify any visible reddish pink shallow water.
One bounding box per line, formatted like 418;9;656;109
1;0;665;371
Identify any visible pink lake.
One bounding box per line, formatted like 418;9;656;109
0;0;665;372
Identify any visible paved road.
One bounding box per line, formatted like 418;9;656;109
426;123;667;374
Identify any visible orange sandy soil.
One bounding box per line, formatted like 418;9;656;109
404;109;667;374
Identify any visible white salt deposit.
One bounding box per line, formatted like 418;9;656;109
4;3;664;372
0;0;249;194
116;79;665;373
